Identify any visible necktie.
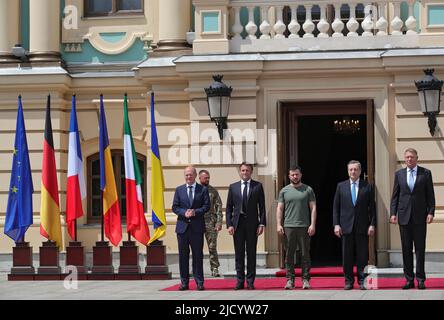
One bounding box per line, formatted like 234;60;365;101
408;169;415;192
242;181;248;213
188;185;193;207
351;182;357;206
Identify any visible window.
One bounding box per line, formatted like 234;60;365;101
87;150;146;223
84;0;143;17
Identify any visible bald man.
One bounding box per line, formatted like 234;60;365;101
172;166;210;291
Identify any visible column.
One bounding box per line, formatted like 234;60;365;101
29;0;61;62
0;0;20;63
155;0;191;54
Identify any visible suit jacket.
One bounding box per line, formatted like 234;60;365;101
172;183;210;234
390;166;435;225
333;179;376;235
226;180;266;231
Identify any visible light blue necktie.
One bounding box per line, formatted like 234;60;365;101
408;169;415;192
351;182;357;206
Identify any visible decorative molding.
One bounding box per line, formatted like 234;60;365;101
83;31;150;55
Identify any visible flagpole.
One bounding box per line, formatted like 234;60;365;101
74;220;78;242
101;191;104;242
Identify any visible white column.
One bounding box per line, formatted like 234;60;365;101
259;5;272;39
0;0;20;62
273;6;286;39
246;6;258;40
156;0;191;52
232;7;244;40
390;2;404;35
332;3;345;37
303;5;315;38
346;4;359;37
317;4;330;38
376;3;388;36
405;0;417;34
29;0;61;61
288;5;301;38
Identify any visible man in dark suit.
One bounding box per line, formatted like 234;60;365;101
226;162;266;290
172;166;210;291
390;148;435;290
333;160;376;290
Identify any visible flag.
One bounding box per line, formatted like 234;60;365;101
4;96;34;242
148;92;166;245
40;95;63;248
123;94;150;245
66;95;86;240
99;94;122;246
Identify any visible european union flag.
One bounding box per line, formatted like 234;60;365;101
4;96;34;242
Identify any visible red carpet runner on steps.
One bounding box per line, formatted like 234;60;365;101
162;277;444;291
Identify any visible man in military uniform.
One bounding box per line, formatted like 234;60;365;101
199;170;223;277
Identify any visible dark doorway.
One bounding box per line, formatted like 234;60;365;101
297;114;367;266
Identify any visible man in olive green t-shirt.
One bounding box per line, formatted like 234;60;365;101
276;165;317;290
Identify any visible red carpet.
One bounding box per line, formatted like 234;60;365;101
162;277;444;291
275;266;353;277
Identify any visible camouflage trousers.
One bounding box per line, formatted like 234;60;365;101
204;222;220;270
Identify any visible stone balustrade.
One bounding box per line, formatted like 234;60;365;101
229;0;418;41
192;0;444;54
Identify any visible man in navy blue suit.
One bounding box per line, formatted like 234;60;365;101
172;166;210;291
333;160;376;290
390;148;435;290
226;162;266;290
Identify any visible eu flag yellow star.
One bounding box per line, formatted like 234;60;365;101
13;148;18;155
11;186;18;193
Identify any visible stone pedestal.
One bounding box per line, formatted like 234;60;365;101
36;241;61;280
142;241;171;280
90;241;114;280
116;241;141;280
8;242;35;281
65;241;87;280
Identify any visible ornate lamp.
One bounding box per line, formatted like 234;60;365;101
415;69;443;136
204;75;232;140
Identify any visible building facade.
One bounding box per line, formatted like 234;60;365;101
0;0;443;271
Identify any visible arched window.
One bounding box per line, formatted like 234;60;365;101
87;150;146;224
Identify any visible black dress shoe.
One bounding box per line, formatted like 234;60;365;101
197;285;205;291
402;282;415;290
418;281;426;290
235;283;244;290
359;284;367;290
179;284;189;291
247;283;255;290
344;284;353;290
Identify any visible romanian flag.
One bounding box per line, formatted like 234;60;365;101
40;95;63;248
99;94;122;246
148;92;166;245
4;96;34;242
123;94;150;245
66;95;86;240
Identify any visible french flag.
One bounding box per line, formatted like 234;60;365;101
66;95;86;240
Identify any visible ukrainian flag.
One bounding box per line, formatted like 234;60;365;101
148;92;166;245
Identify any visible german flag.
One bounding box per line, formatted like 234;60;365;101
40;95;62;248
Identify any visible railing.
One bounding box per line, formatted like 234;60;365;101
230;0;417;38
228;0;419;52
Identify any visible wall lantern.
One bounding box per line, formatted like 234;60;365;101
415;69;443;136
204;75;232;140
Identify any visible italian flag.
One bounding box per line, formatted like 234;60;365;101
123;94;150;245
